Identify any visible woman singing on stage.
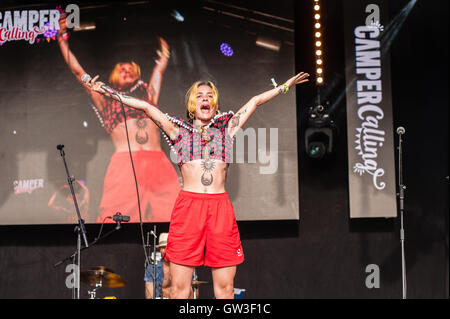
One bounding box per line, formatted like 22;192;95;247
84;71;309;298
56;16;180;223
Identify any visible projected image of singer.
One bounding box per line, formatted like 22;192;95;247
84;72;309;298
56;16;180;223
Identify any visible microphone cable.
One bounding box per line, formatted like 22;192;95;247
115;93;151;267
61;30;150;266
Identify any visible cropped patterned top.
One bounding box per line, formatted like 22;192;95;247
92;80;150;134
162;111;235;167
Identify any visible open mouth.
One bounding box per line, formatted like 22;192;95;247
200;104;211;114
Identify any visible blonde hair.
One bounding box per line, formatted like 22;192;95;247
185;81;219;122
109;62;141;88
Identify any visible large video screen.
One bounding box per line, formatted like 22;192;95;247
0;0;298;224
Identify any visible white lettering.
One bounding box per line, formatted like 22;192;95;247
354;25;380;39
2;11;13;29
28;10;39;31
13;11;27;30
49;10;60;30
38;10;49;29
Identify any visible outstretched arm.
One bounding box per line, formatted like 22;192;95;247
147;37;170;104
227;72;310;137
85;75;180;139
57;16;106;111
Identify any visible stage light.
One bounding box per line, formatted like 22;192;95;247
220;43;234;57
171;10;185;22
313;0;324;85
43;22;58;39
73;22;96;32
305;104;333;159
255;36;281;52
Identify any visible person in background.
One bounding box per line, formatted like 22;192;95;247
56;15;180;223
144;233;194;299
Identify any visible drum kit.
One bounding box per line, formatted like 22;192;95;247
80;266;209;299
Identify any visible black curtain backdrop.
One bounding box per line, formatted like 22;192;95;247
0;0;448;299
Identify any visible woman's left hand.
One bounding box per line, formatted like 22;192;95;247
156;37;170;65
285;72;310;88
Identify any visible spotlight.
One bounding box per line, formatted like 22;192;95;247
171;10;185;22
305;104;333;159
220;43;234;57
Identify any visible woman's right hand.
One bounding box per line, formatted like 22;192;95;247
85;75;107;95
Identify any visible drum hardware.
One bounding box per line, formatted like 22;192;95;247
192;268;208;299
191;280;209;287
81;266;126;299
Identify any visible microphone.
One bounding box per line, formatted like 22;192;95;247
57;144;64;150
112;212;130;222
396;126;406;135
112;212;130;230
81;74;117;95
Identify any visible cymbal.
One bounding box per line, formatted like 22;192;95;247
191;280;209;287
80;266;126;288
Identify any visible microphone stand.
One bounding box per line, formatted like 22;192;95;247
56;144;88;299
54;224;120;267
152;225;157;299
144;227;160;299
397;131;407;299
54;218;124;299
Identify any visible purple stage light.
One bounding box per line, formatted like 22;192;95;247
220;43;234;57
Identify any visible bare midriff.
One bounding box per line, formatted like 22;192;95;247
110;118;162;152
181;159;228;193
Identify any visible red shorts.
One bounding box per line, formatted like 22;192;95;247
165;190;244;268
98;150;180;223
